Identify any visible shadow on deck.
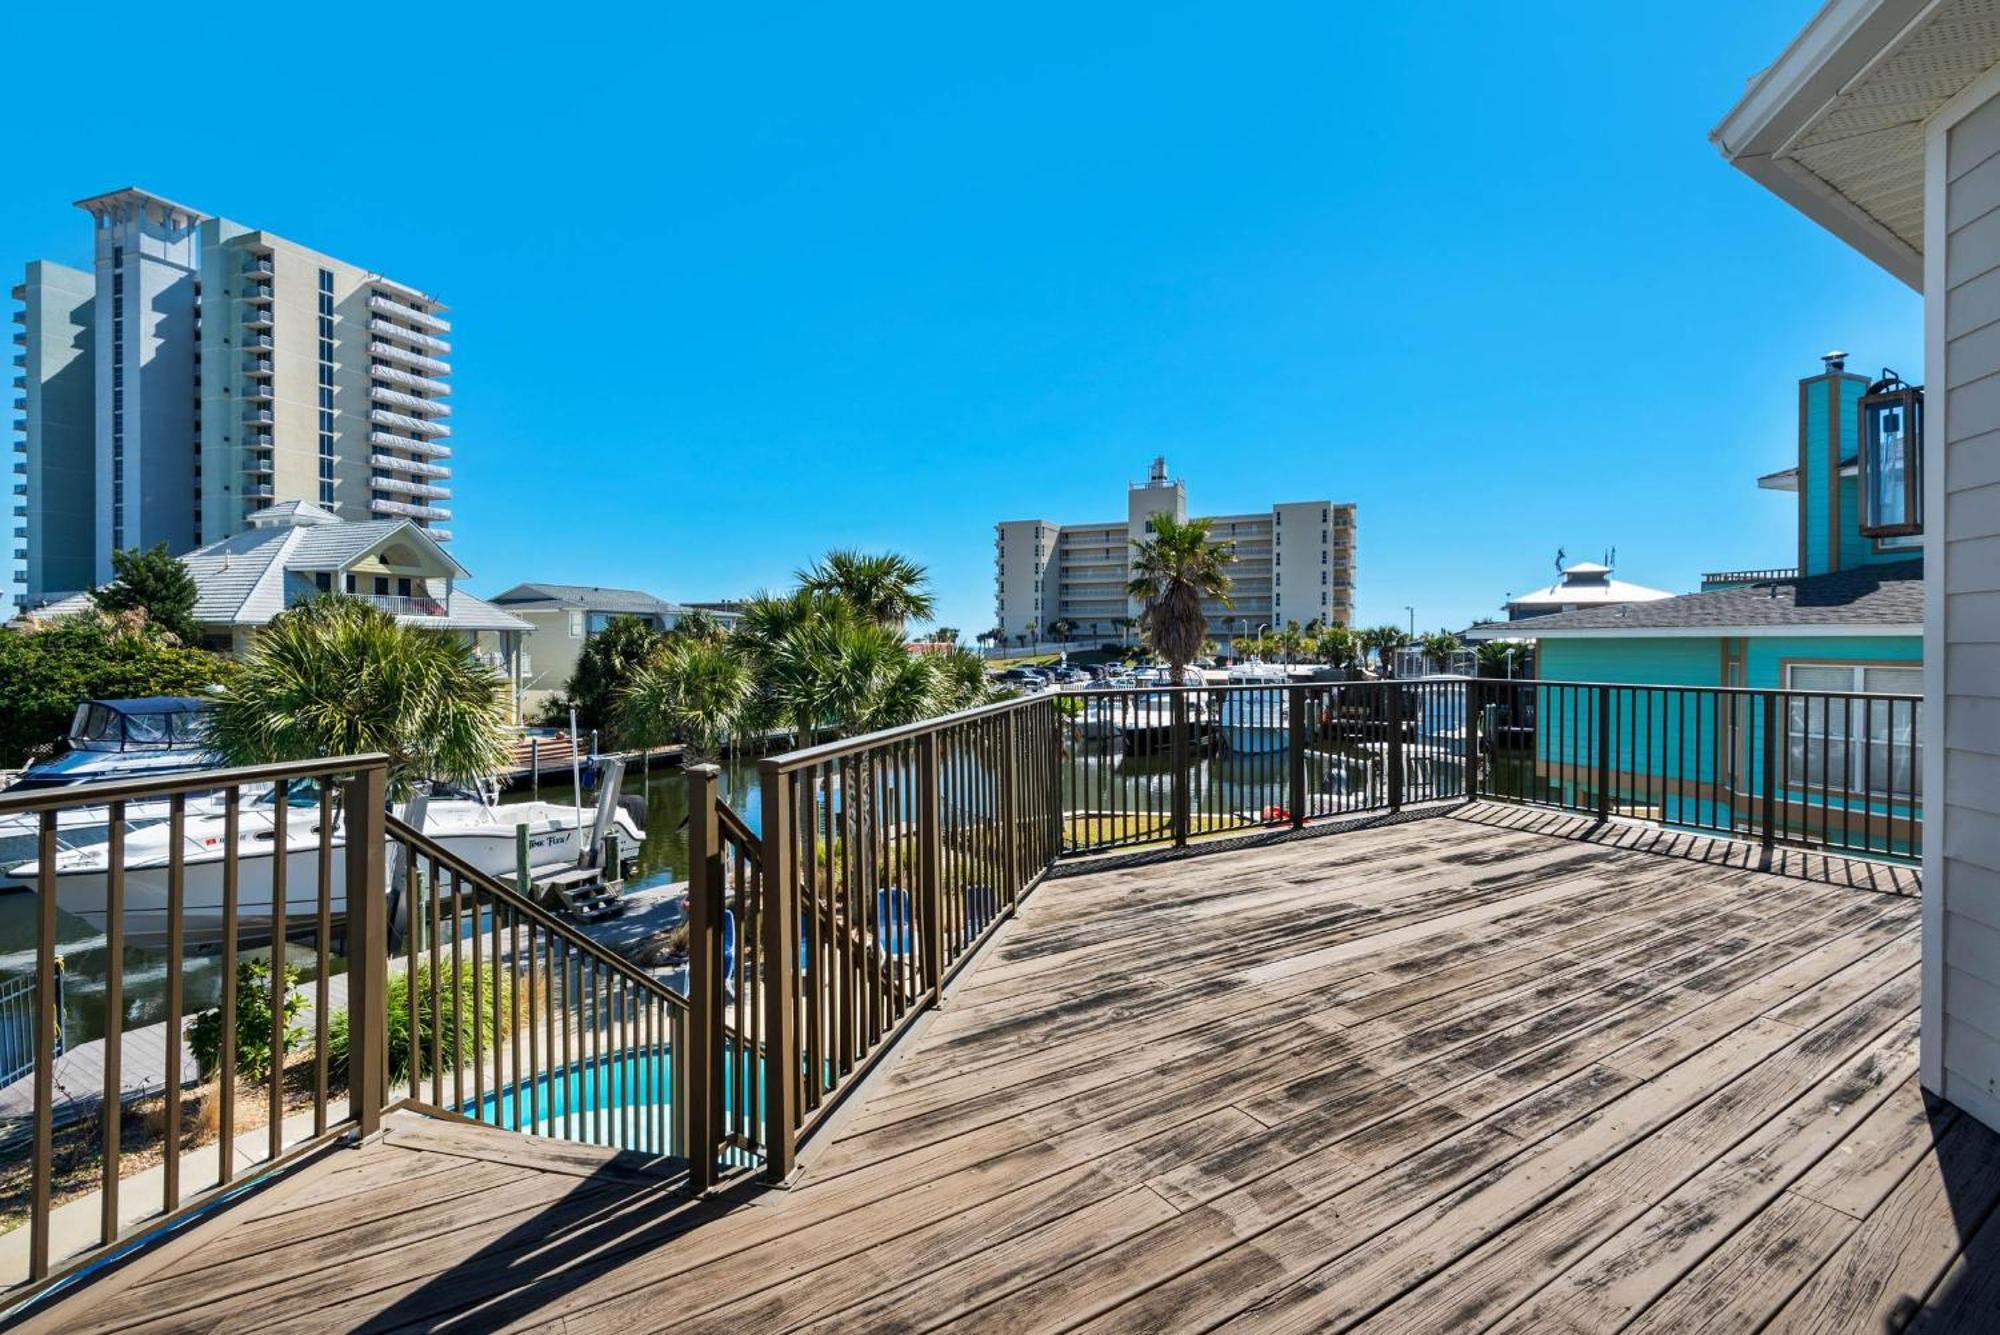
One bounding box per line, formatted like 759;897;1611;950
18;806;2000;1333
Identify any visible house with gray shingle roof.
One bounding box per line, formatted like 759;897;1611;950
31;504;534;721
487;583;740;713
1487;353;1923;852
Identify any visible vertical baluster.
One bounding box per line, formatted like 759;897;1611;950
219;789;238;1177
559;937;573;1143
315;784;333;1136
471;880;485;1119
450;870;465;1114
428;857;443;1109
164;794;186;1210
101;800;126;1241
267;780;287;1163
404;855;420;1103
510;902;524;1134
526;923;539;1137
29;810;57;1281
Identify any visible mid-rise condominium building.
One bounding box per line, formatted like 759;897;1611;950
8;187;454;615
993;458;1356;649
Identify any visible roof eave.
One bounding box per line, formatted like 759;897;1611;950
1709;0;1933;292
1517;621;1923;639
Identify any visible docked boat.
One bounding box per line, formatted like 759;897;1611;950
4;779;645;942
1217;662;1292;754
0;698;223;863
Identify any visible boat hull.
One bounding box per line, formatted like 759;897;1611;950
25;816;615;944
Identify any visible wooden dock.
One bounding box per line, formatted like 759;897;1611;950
17;806;1998;1332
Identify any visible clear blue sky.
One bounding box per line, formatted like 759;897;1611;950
3;2;1921;636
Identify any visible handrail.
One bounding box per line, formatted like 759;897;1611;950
0;754;388;815
383;814;688;1012
759;692;1049;771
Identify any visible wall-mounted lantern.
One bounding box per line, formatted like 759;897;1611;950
1859;370;1923;539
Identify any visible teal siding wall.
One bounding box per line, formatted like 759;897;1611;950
1742;634;1921;687
1536;637;1724;687
1527;631;1921;853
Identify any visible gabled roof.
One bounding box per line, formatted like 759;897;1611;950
33;516;518;631
487;583;682;616
1506;559;1923;637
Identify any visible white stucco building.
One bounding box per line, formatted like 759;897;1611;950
1714;0;2000;1130
993;457;1357;649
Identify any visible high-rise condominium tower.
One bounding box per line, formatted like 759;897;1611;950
992;457;1358;649
8;188;454;613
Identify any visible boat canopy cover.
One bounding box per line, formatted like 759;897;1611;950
68;697;214;750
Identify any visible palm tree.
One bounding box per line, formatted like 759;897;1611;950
207;595;511;798
1048;618;1075;644
797;550;936;630
1318;625;1362;671
619;636;752;761
1127;515;1236;680
1277;621;1304;664
1417;631;1464;674
1360;624;1411;670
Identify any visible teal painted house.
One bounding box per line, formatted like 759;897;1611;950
1508;353;1923;851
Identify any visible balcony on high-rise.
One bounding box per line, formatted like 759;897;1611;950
369;385;450;418
368;409;449;438
366;318;450;356
366;294;450;334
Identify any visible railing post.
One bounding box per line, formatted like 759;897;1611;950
1170;688;1191;846
1595;687;1613;821
1386;681;1405;813
917;732;944;1003
342;761;388;1141
683;764;722;1191
1288;683;1308;830
759;760;801;1183
1465;678;1481;801
1761;690;1779;854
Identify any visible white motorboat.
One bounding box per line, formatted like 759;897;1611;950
0;698;222;862
6;781;645;942
1217;663;1293;754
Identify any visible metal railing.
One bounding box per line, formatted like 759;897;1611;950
687;692;1061;1183
0;754;685;1302
677;673;1924;1187
0;967;60;1088
381;815;687;1158
0;757;386;1296
1059;680;1470;853
1479;679;1921;862
1700;566;1799;586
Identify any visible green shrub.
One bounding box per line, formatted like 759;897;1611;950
327;959;519;1087
187;959;308;1085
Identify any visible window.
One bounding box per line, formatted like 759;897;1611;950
1784;663;1922;798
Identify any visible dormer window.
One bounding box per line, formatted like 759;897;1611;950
1859;372;1922;539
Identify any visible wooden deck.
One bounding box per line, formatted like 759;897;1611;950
20;805;2000;1333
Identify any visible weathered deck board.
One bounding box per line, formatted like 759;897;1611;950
16;808;1995;1334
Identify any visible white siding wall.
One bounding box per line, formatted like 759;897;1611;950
1929;83;2000;1130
